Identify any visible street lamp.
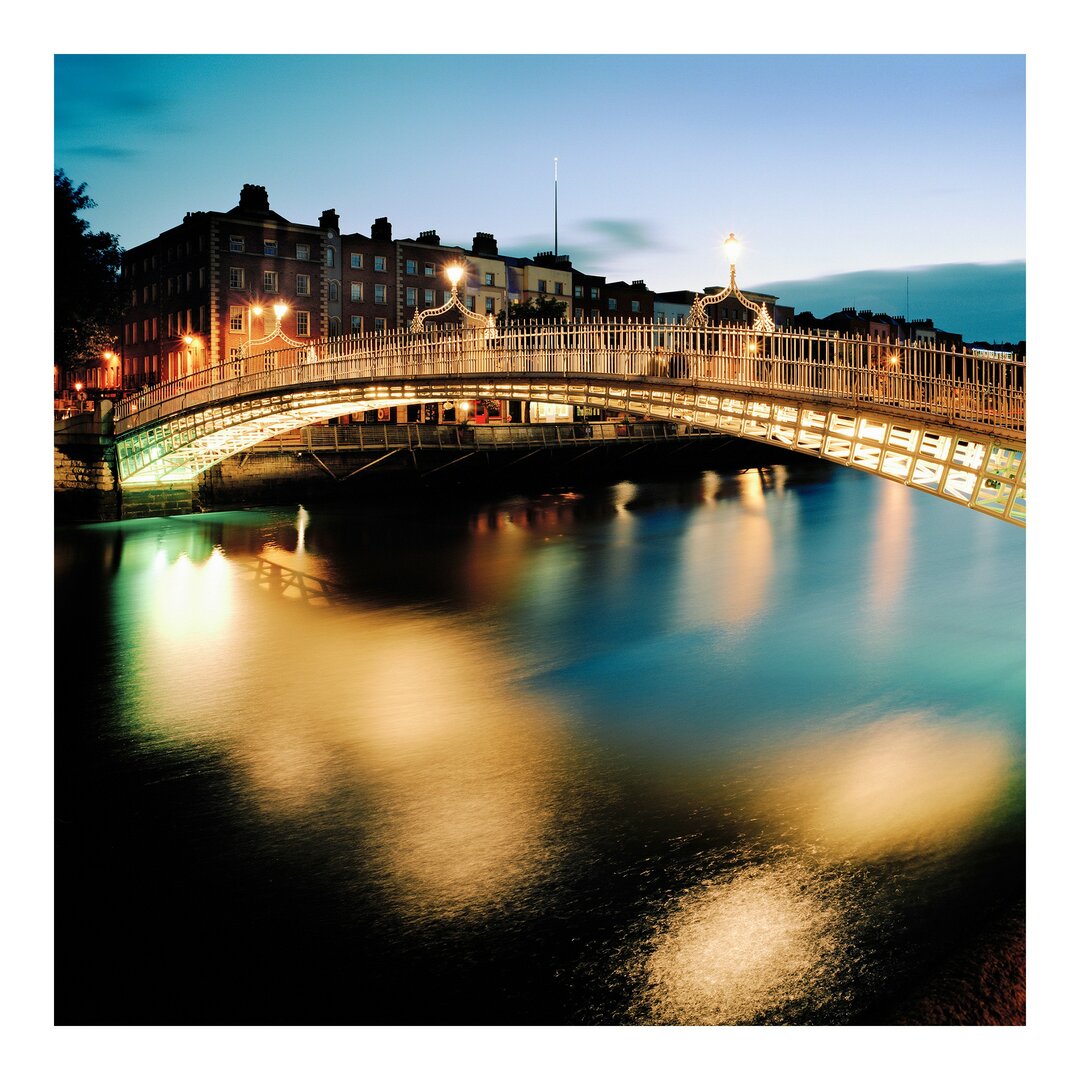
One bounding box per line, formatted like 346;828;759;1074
411;263;492;333
687;232;775;333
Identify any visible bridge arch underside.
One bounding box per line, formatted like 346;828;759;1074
116;375;1026;525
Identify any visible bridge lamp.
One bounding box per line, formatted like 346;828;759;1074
722;232;741;266
273;302;288;324
446;264;465;291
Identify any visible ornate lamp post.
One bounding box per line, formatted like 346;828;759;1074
411;264;495;334
687;233;775;333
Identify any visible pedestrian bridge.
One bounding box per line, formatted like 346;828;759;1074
111;319;1026;526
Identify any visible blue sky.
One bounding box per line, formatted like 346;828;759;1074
54;53;1025;340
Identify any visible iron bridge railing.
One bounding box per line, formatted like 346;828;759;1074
113;319;1026;439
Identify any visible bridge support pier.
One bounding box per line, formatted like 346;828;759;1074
119;483;198;520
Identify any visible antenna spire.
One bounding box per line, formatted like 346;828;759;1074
554;156;559;256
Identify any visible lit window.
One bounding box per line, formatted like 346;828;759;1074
374;285;387;304
296;274;311;296
229;267;244;288
351;282;363;302
264;271;278;291
229;306;244;331
374;256;386;272
264;240;278;256
296;243;310;260
350;253;363;269
229;235;244;252
296;311;310;336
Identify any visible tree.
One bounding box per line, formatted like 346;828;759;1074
54;169;123;374
497;296;568;324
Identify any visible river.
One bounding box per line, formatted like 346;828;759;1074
54;458;1025;1025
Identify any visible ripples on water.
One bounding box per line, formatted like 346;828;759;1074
54;463;1025;1025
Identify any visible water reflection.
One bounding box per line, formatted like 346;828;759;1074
749;712;1016;860
636;857;858;1025
115;523;582;922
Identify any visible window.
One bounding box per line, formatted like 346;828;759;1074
326;248;335;267
351;315;362;332
374;318;386;333
166;313;174;336
296;274;311;296
350;282;363;302
197;269;205;288
229;267;244;288
143;285;150;303
631;300;640;313
374;285;387;304
554;282;564;295
328;281;339;302
230;236;244;252
264;271;278;291
608;298;617;311
484;297;495;314
424;289;435;306
406;259;418;275
424;262;435;276
406;287;417;307
264;240;278;256
350;253;363;269
538;279;547;293
296;311;310;336
590;287;600;299
442;291;452;305
574;285;583;298
374;256;386;272
484;272;495;286
466;295;476;311
229;306;244;331
296;243;310;260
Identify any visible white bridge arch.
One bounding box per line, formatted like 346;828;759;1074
113;319;1026;526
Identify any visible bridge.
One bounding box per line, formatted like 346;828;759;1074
110;316;1025;526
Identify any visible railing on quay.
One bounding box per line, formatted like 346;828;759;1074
113;319;1026;438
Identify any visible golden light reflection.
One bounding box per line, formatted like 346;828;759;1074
677;471;774;628
641;860;847;1025
750;714;1014;859
865;478;911;621
127;548;579;919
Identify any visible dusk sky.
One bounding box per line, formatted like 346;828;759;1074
53;53;1026;341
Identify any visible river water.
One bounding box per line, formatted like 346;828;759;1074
54;460;1025;1025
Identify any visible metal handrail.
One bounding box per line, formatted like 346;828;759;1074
114;319;1026;438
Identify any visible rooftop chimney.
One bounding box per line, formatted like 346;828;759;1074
319;208;339;233
371;217;392;242
472;231;498;256
418;229;441;245
238;184;270;213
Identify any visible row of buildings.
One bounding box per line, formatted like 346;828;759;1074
73;183;1001;394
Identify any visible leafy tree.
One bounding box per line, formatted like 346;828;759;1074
54;169;123;374
497;296;568;324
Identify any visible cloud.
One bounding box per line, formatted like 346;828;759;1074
752;262;1025;344
67;145;139;161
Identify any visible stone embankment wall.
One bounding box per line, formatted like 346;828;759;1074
54;402;196;522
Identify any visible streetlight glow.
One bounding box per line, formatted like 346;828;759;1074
723;232;741;266
273;302;288;322
446;265;464;288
